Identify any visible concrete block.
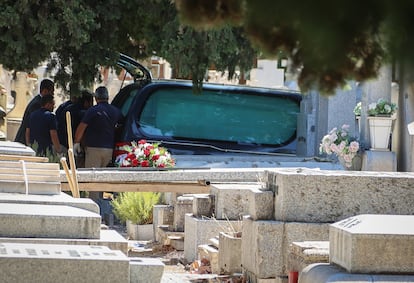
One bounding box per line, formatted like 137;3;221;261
198;244;219;274
287;241;329;274
242;217;329;278
192;194;213;217
219;232;242;274
184;214;240;262
129;257;164;283
0;203;101;239
211;183;263;220
174;195;194;232
299;263;414;283
153;205;174;242
267;168;414;222
169;235;184;251
242;218;283;278
330;214;414;273
362;150;397;172
0;229;129;255
248;187;274;220
0;192;100;214
0;242;130;283
126;221;153;241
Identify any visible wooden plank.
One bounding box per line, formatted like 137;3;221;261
0;168;60;177
0;161;59;170
0;174;60;182
61;182;211;194
0;154;49;162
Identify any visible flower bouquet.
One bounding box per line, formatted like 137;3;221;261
114;140;175;168
319;124;360;168
368;98;397;116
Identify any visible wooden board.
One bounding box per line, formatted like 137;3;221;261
61;182;210;194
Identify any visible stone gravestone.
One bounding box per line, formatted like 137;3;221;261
330;214;414;274
299;214;414;283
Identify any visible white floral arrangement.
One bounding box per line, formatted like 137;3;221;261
114;140;175;168
368;98;397;116
319;124;360;168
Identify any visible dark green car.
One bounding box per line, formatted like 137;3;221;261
112;54;302;165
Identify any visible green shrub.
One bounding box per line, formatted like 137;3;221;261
111;192;162;225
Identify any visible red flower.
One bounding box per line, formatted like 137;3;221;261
144;149;150;156
141;160;149;167
138;139;147;144
131;159;139;167
126;152;135;160
152;154;160;161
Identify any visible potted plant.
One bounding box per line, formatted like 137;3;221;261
112;192;163;240
367;98;397;151
319;124;361;170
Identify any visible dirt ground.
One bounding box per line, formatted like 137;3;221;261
112;224;245;283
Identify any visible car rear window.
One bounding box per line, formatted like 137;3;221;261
138;87;300;147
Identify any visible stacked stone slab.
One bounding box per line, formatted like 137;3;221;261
0;159;104;239
0;157;167;282
0;243;130;283
230;168;414;282
299;214;414;283
268;168;414;223
0;203;101;239
0;160;61;194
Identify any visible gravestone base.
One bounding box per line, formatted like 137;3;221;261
362;150;397;171
330;214;414;274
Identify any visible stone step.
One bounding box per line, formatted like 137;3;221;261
0;242;130;283
0;192;99;214
0;229;128;255
0;203;101;239
168;235;184;251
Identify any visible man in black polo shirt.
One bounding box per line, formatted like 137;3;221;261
25;94;61;156
74;86;122;168
15;79;55;144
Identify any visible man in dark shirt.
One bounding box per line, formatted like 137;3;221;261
57;90;93;150
74;86;122;167
14;79;54;144
25;94;61;156
74;86;122;201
